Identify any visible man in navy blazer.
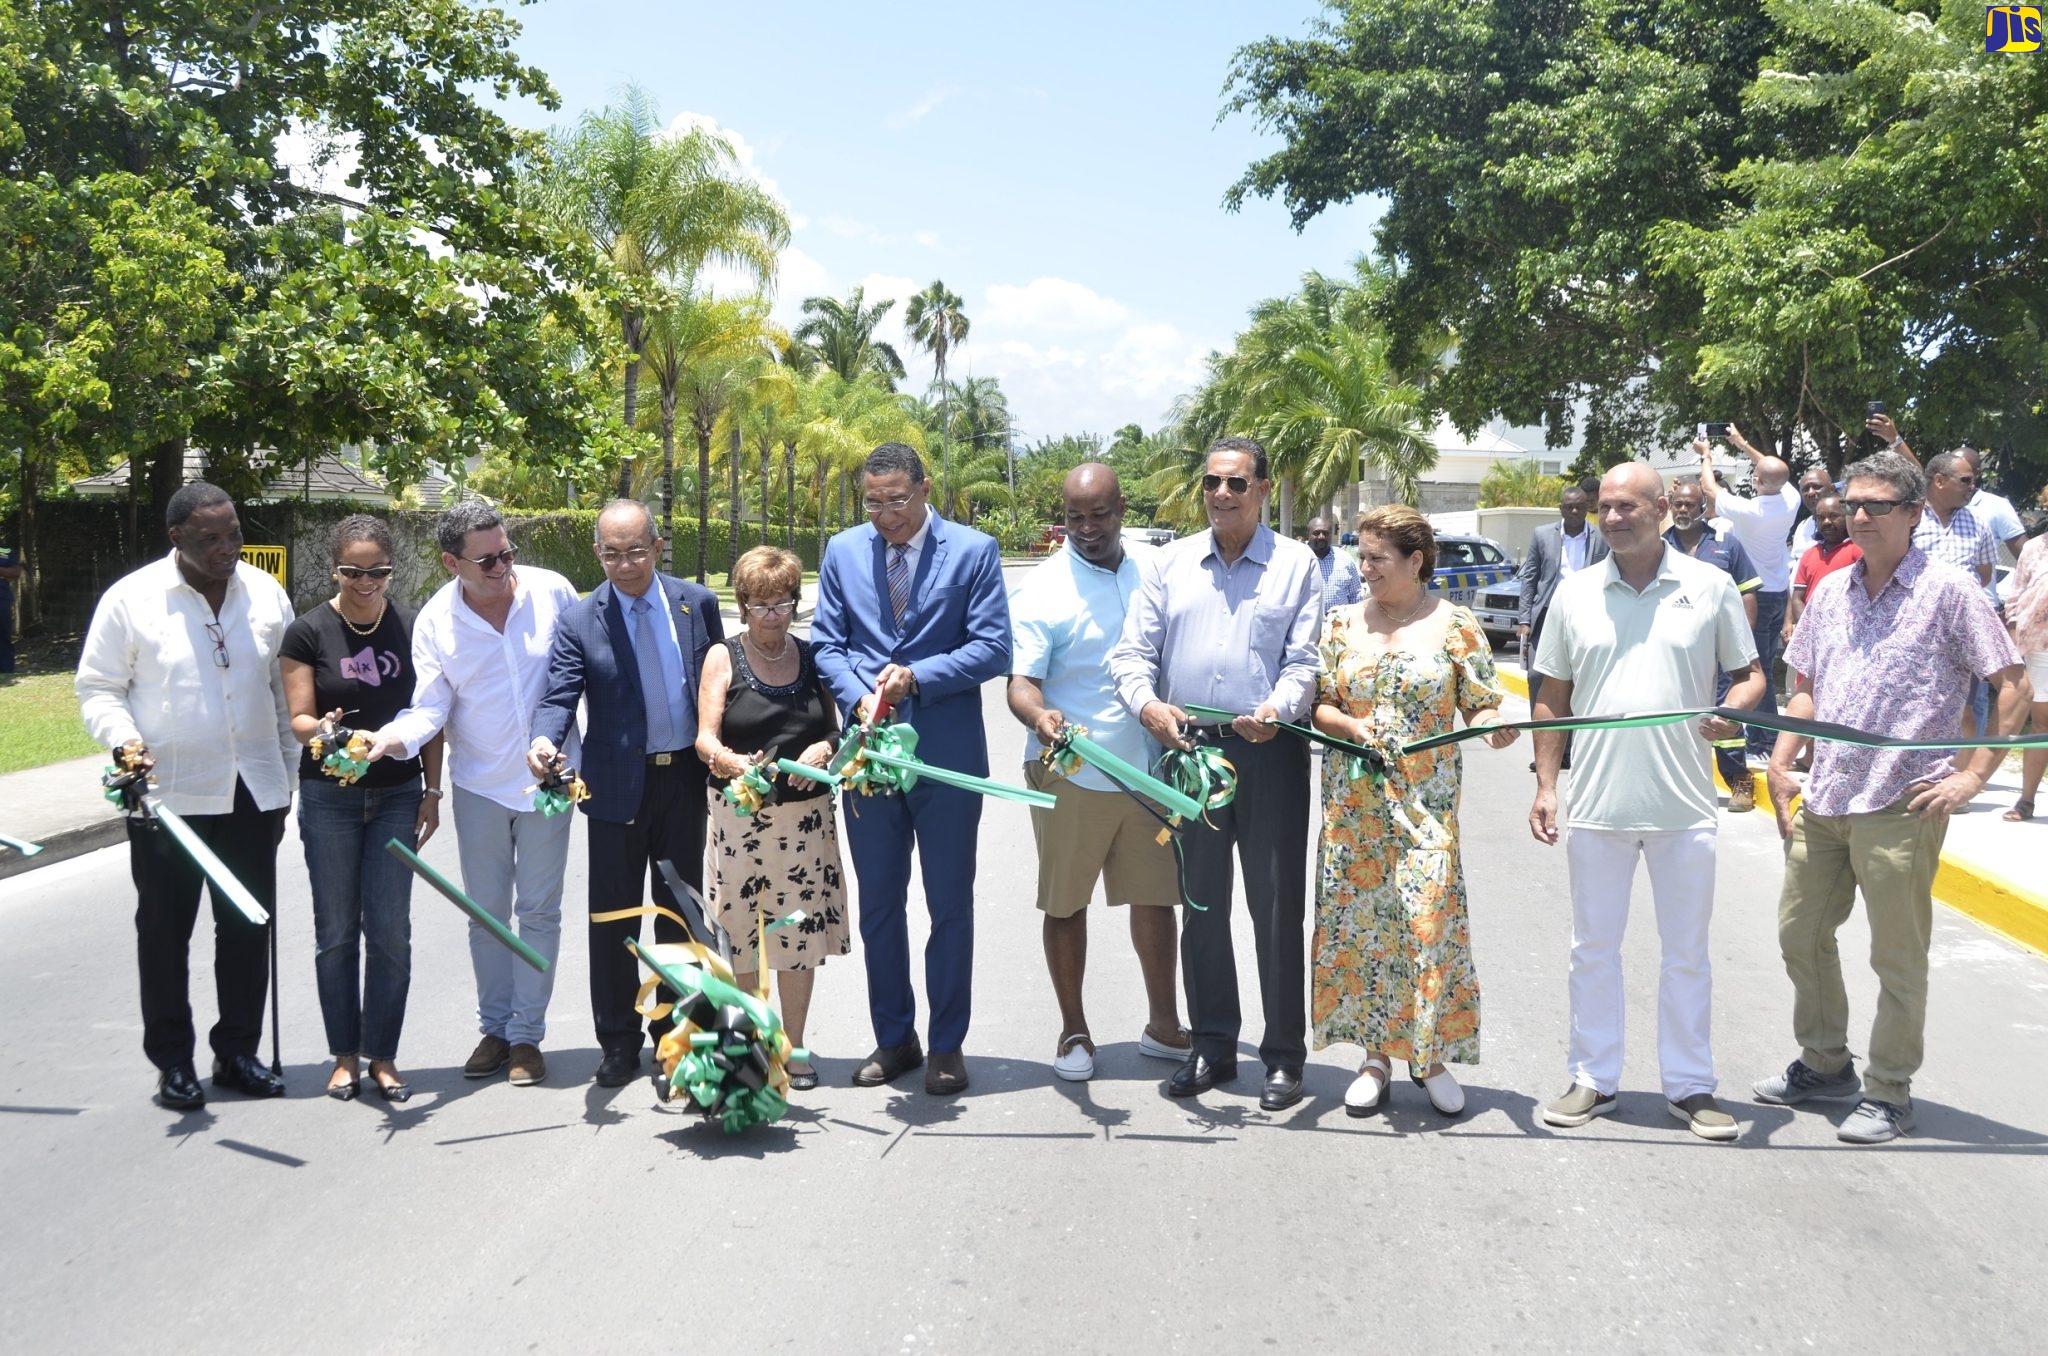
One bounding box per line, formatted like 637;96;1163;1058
812;442;1011;1095
529;500;724;1087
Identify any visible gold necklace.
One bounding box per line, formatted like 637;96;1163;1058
743;632;790;664
335;596;387;637
1373;590;1433;626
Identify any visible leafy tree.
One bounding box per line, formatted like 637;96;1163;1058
537;83;789;498
1477;459;1567;509
793;286;907;386
905;280;970;505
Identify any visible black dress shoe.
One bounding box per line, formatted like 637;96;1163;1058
212;1054;285;1098
594;1049;641;1088
851;1040;924;1087
924;1050;968;1096
1260;1066;1305;1112
155;1063;205;1111
1167;1053;1238;1097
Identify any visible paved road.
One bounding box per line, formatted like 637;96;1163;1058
4;593;2046;1352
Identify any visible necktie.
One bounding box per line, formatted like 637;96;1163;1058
887;543;911;628
633;594;677;753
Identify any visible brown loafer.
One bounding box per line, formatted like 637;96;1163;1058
851;1040;923;1087
507;1043;546;1086
463;1034;511;1079
924;1049;968;1096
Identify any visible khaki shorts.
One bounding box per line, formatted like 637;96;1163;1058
1023;761;1180;917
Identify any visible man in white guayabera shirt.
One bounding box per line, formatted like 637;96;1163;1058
368;501;579;1089
77;482;298;1111
1697;425;1797;760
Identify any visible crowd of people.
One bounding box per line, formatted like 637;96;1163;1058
72;421;2043;1147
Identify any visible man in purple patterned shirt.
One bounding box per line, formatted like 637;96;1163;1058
1758;452;2023;1145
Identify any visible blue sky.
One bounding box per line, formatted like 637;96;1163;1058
498;1;1384;444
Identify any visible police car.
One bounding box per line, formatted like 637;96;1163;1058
1430;535;1517;624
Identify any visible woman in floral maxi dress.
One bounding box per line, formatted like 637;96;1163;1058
1311;505;1517;1118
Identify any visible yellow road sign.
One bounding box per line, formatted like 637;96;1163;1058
239;545;287;587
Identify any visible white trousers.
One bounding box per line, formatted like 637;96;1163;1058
1563;825;1718;1101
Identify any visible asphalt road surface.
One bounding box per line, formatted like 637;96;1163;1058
4;583;2046;1353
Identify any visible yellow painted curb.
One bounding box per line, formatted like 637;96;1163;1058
1495;661;2048;957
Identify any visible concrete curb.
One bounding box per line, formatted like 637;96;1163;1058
1494;662;2048;957
0;817;124;882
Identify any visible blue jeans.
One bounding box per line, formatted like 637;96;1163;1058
297;778;421;1060
1747;590;1789;758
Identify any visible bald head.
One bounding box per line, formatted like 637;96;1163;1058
1306;516;1334;556
1755;456;1791;493
1061;462;1126;567
1597;462;1670;565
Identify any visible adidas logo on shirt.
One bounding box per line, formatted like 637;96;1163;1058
1671;594;1694;609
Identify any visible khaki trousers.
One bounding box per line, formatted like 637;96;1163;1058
1777;797;1945;1105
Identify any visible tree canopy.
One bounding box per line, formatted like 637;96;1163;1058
1226;0;2048;495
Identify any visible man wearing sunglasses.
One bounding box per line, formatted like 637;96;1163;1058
1108;437;1324;1111
77;482;299;1109
368;500;581;1088
812;442;1011;1096
1763;451;2023;1144
527;500;722;1088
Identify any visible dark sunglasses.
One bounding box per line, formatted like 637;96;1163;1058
335;565;395;580
1201;473;1253;494
1840;498;1916;518
459;547;517;572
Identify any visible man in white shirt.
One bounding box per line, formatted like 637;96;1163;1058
1306;516;1362;610
369;501;580;1087
1698;426;1797;760
76;483;299;1111
1528;463;1763;1142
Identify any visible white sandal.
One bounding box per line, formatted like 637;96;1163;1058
1344;1056;1391;1118
1411;1065;1466;1117
1053;1032;1096;1083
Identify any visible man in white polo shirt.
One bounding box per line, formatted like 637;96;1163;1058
1528;462;1764;1141
1008;464;1189;1082
1698;426;1797;762
368;500;580;1088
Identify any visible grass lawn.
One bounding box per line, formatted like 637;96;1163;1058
0;670;100;774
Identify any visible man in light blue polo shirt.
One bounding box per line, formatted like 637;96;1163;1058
1008;464;1190;1083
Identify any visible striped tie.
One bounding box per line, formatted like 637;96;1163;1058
887;543;911;628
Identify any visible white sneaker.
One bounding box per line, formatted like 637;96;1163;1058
1344;1058;1390;1118
1138;1025;1192;1062
1412;1066;1466;1117
1053;1034;1095;1083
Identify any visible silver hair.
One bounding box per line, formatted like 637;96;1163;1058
1840;450;1925;504
435;498;503;556
593;498;656;543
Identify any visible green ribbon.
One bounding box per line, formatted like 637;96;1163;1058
386;838;549;972
721;763;776;817
1397;706;2048;757
629;937;809;1134
1157;744;1238;815
0;831;43;858
1056;730;1205;822
1182;703;1390;784
775;758;842;788
829;719;1057;808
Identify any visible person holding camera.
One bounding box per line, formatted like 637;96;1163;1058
1696;425;1797;763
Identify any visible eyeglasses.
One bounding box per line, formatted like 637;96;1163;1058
863;495;916;515
1841;498;1917;518
335;565;395;581
1201;474;1253;494
459;547;517;572
743;599;799;618
203;621;229;669
1950;474;1977;486
597;547;653;566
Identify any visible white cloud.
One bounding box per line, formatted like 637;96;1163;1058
983;277;1131;334
661;111;789;210
887;86;958;130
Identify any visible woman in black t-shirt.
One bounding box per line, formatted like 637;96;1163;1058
281;515;444;1103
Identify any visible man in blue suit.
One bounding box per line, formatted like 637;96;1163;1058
812;443;1011;1095
529;499;723;1087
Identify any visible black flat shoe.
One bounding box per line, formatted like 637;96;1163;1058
212;1054;285;1098
1260;1066;1305;1112
326;1077;360;1102
787;1064;818;1092
594;1049;641;1088
1167;1054;1238;1097
373;1078;411;1103
155;1062;205;1111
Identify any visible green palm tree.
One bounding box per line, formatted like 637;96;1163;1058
792;287;907;386
536;84;789;498
905;280;970;505
1257;321;1435;507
